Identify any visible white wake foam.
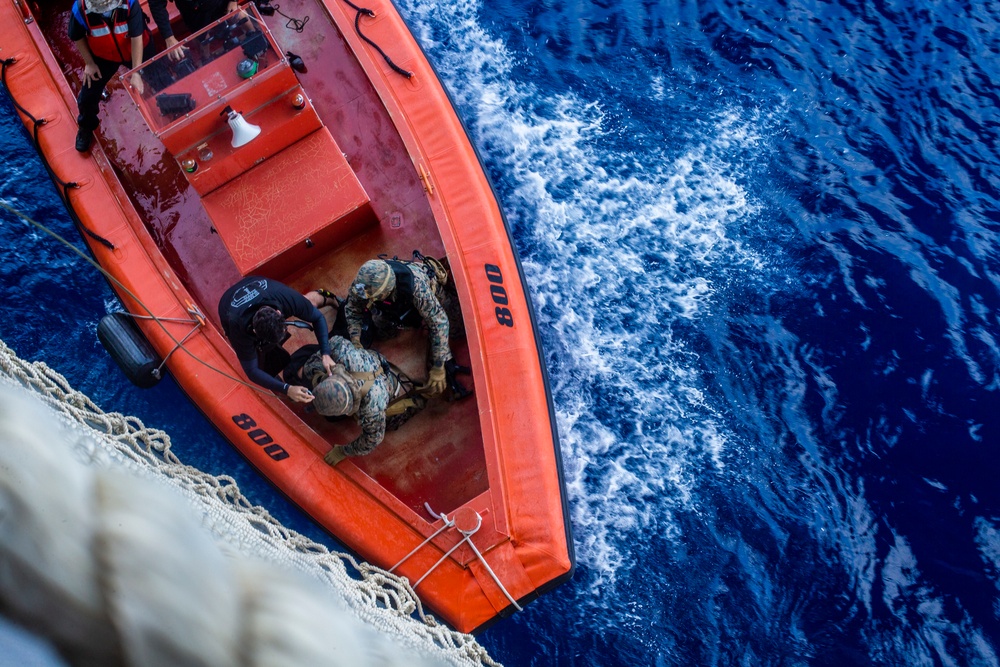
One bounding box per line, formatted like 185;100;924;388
398;0;766;588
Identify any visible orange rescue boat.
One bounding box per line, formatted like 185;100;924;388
0;0;574;633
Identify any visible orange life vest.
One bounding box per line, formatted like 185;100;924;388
76;0;149;64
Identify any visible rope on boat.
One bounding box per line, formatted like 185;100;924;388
0;56;114;250
0;199;270;396
0;68;253;395
0;338;502;667
338;0;413;78
267;2;310;32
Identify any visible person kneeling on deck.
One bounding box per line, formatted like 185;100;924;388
345;253;470;399
282;337;426;466
218;276;342;402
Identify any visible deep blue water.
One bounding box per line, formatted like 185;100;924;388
3;0;1000;665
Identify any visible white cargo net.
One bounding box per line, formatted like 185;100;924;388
0;339;500;667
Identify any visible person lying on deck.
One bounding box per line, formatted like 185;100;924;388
282;338;427;466
218;276;341;402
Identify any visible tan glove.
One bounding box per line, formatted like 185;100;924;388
422;363;446;396
324;447;347;466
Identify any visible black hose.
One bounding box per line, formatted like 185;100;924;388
339;0;413;79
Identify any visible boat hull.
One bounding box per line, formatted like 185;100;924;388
1;0;573;632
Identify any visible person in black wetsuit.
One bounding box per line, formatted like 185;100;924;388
148;0;240;59
218;276;341;403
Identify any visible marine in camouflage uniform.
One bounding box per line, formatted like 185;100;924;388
288;336;423;459
345;256;459;395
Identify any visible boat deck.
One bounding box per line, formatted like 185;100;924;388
34;0;487;517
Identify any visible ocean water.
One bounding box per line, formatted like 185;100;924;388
3;0;1000;665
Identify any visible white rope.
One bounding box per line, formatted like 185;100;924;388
0;338;502;667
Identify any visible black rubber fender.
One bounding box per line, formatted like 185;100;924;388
97;312;163;388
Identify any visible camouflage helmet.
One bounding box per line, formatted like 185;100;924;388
351;260;395;303
312;374;355;417
303;352;357;417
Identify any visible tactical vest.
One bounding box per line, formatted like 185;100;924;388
320;358;408;415
370;260;423;328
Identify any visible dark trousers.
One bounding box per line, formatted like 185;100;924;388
76;46;156;131
178;0;230;33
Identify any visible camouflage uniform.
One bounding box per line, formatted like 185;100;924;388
304;336;405;457
345;259;454;368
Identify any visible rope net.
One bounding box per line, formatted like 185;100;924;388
0;338;501;667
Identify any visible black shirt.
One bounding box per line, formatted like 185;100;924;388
218;276;331;392
148;0;230;39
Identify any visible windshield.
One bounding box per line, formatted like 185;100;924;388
123;5;279;137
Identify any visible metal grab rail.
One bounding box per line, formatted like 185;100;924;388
391;505;522;612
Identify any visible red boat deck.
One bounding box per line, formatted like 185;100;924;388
32;0;486;516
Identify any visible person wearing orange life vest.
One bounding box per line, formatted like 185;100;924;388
69;0;153;153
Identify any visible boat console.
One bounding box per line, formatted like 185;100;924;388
126;5;375;279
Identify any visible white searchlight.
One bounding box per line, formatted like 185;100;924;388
224;106;260;148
